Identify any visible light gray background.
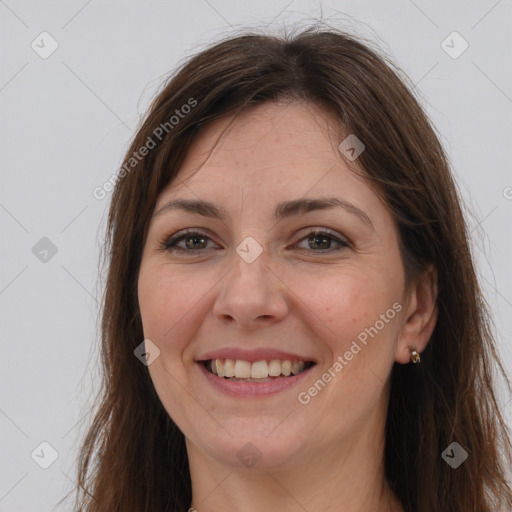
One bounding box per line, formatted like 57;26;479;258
1;1;511;510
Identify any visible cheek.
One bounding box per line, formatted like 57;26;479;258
294;270;398;362
138;264;201;413
138;263;197;351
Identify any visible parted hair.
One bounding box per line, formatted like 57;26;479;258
67;23;512;512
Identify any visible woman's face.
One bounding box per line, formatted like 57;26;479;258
138;101;412;470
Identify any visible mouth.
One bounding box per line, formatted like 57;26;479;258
196;357;317;398
200;358;316;382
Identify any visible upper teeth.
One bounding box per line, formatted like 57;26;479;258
208;359;308;378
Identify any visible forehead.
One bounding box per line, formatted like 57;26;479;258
155;101;381;218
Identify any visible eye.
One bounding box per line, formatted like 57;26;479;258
159;227;350;255
160;229;218;252
294;228;350;253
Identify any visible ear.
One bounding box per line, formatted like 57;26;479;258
395;265;439;364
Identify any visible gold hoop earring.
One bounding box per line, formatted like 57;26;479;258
411;349;421;364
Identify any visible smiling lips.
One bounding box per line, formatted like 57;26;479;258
196;347;316;381
205;358;315;379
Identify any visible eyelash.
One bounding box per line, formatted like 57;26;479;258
158;228;350;255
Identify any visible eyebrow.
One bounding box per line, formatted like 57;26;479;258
153;197;375;232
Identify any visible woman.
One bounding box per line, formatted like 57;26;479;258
70;24;512;512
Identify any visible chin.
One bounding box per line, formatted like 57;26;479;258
195;425;308;470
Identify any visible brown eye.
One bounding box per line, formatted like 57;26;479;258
295;229;349;254
160;228;349;255
162;230;216;252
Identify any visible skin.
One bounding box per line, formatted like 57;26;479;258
137;100;438;512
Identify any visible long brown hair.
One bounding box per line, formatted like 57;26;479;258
67;23;512;512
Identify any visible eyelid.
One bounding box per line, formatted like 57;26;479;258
159;226;351;253
295;226;350;244
293;227;351;252
159;228;219;251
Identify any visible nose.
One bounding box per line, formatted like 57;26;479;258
212;249;289;329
